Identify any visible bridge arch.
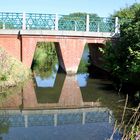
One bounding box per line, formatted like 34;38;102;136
0;12;119;73
0;30;116;74
87;43;105;67
20;35;86;74
30;41;65;73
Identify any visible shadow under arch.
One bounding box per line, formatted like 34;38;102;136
87;43;105;68
78;42;110;79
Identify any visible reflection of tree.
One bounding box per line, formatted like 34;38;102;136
78;59;89;74
0;111;10;136
32;42;58;79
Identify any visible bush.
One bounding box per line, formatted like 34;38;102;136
0;47;31;88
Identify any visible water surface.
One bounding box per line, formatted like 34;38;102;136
0;47;124;140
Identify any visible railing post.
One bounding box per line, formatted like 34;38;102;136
54;114;57;127
22;12;26;30
3;23;5;29
24;115;28;128
97;22;100;32
55;14;58;30
86;14;89;32
115;17;119;34
82;112;86;125
74;21;77;31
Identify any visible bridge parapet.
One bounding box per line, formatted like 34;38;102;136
0;12;120;34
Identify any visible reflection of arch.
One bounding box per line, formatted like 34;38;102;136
80;78;109;102
35;69;66;103
79;75;123;113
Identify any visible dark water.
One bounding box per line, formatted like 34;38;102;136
0;48;126;140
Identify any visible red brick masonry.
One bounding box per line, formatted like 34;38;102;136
0;33;109;74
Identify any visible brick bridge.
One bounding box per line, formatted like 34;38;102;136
0;12;120;74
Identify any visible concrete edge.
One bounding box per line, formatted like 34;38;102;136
0;29;119;38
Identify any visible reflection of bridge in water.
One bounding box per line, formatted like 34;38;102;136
0;108;113;128
0;74;114;130
1;73;101;110
0;73;122;140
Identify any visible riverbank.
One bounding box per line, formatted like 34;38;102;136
0;47;31;89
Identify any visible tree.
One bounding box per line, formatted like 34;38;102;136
32;42;58;79
103;3;140;83
113;3;140;19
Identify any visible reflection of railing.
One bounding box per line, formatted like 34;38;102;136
0;108;113;128
0;12;120;33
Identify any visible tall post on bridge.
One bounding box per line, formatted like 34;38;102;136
55;14;58;30
86;14;89;32
115;17;119;34
2;23;5;29
22;12;26;30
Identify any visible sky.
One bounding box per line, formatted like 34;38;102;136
0;0;140;17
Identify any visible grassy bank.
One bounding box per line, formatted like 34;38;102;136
0;47;31;88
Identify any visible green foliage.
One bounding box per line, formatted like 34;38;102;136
0;74;8;81
33;42;57;66
103;3;140;82
129;125;140;140
0;118;9;134
113;3;140;19
77;45;90;73
78;59;89;73
0;22;3;28
0;47;30;87
0;21;14;29
68;12;99;21
32;42;58;79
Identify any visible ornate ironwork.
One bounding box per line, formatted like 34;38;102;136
0;12;116;32
0;12;23;29
58;15;86;31
89;16;115;32
26;13;55;30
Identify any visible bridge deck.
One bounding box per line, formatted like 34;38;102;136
0;29;117;38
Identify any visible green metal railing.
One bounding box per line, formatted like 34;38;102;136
58;15;86;31
89;16;115;32
26;13;56;30
0;12;119;33
0;12;23;29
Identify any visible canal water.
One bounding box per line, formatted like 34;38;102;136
0;46;126;140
